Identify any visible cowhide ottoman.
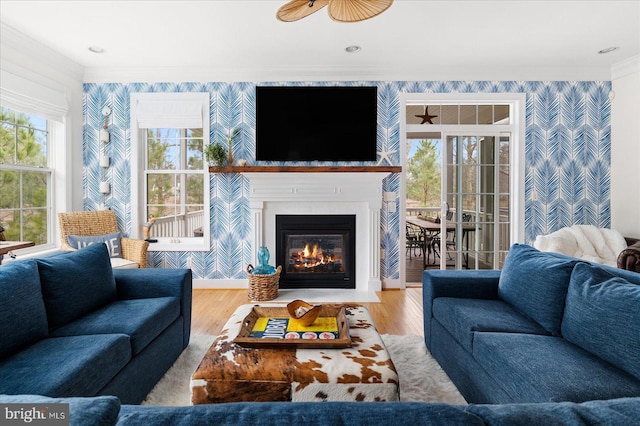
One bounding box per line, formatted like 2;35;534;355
191;304;399;403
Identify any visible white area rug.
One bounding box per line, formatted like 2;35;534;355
142;334;466;406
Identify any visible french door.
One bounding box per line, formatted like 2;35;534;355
439;132;511;269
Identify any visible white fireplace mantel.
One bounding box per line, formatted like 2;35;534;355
245;172;389;294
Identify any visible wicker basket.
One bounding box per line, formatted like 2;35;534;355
246;264;282;301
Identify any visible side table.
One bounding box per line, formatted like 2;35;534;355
0;241;35;264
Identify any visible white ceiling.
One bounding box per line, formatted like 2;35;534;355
1;0;638;82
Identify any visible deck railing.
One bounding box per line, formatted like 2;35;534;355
150;210;204;238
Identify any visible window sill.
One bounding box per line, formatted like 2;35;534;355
147;238;209;252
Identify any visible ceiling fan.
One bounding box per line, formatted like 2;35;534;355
277;0;393;23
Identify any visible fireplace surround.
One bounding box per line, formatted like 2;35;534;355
245;171;390;295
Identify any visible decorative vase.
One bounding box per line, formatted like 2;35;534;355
253;246;276;275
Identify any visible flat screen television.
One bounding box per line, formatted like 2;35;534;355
255;86;377;162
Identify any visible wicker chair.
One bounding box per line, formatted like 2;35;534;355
58;210;149;268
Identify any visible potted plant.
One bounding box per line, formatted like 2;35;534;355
205;142;227;170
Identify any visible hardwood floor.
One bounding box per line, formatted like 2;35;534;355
191;288;425;337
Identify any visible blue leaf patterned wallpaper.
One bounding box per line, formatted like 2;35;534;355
83;80;611;281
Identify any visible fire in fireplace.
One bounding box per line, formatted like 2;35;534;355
276;215;355;289
287;237;344;273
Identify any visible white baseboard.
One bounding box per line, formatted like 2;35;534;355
382;278;404;289
192;279;247;289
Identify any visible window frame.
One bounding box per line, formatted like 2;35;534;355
130;92;211;252
0;107;58;252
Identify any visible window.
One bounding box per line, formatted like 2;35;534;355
131;93;210;251
0;107;52;246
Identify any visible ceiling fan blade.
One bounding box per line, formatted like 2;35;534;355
277;0;330;22
328;0;393;23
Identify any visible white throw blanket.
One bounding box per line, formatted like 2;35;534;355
533;225;627;267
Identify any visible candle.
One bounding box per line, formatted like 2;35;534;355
99;181;110;194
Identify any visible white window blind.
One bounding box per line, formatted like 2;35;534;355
0;70;68;122
133;98;204;129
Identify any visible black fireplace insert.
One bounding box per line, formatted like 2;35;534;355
276;215;356;289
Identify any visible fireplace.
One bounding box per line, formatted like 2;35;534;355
276;215;356;289
245;171;388;295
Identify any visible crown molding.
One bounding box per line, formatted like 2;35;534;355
611;55;640;80
0;23;84;84
83;64;615;84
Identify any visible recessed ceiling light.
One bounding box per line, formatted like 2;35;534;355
88;46;105;54
345;45;361;53
598;46;619;54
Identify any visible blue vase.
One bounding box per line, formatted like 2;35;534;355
253;246;276;274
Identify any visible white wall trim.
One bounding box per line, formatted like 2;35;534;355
83;65;615;84
611;55;640;81
193;278;247;289
1;23;84;83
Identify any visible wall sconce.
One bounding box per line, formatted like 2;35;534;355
100;106;112;209
100;106;111;143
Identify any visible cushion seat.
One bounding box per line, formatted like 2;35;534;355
432;298;549;353
51;297;180;355
0;334;131;397
473;333;640;403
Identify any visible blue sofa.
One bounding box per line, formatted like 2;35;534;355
424;244;640;405
0;244;192;404
1;393;639;425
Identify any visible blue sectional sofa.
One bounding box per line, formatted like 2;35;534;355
0;244;192;404
1;393;639;425
424;244;640;405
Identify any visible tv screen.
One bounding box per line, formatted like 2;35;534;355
255;86;377;162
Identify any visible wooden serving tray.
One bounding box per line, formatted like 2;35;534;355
233;305;351;349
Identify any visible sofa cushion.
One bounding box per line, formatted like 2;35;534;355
562;262;640;381
36;244;117;330
0;334;131;398
117;402;485;426
51;297;180;355
466;397;640;426
67;231;123;258
498;244;579;335
432;298;548;353
472;332;640;403
0;394;121;426
0;260;48;359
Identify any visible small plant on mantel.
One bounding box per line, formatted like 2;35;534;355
205;142;227;170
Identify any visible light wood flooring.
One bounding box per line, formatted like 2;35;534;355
191;288;425;337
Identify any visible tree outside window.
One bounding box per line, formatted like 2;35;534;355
0;107;50;245
406;139;441;209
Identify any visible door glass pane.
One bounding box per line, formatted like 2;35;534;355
478;105;493;124
461;165;476;193
494;105;510;124
441;105;459;124
460;105;476;125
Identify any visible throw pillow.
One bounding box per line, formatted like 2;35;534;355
498;244;579;336
67;232;122;258
36;243;117;330
562;263;640;381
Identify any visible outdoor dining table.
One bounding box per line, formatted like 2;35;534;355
406;216;475;269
